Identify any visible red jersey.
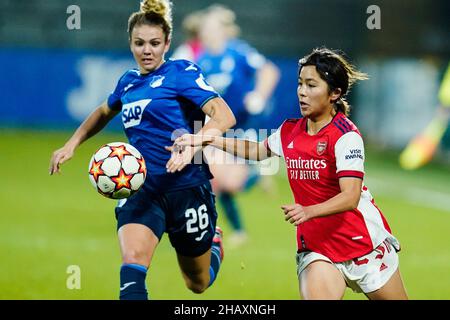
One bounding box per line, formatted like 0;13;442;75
265;112;400;262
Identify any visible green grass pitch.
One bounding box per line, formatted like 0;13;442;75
1;129;449;299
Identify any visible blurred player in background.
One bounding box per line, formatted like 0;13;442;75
172;47;408;300
170;9;204;62
49;0;236;300
196;4;280;245
399;61;450;169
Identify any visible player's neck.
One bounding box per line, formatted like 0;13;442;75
307;111;336;135
139;59;167;76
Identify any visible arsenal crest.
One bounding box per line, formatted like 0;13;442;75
316;141;327;155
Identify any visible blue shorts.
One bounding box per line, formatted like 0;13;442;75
115;183;218;257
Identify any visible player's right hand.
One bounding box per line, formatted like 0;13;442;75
49;146;74;175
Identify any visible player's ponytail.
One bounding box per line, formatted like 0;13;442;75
128;0;173;41
299;47;368;116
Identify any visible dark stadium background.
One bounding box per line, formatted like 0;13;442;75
1;0;449;300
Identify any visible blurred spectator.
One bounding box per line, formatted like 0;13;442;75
399;62;450;169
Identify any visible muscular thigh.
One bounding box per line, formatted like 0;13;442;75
365;268;408;300
298;254;346;300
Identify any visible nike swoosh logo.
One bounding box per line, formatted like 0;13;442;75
120;281;136;291
195;230;208;241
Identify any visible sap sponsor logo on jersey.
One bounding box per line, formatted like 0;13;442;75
122;99;151;129
345;149;363;160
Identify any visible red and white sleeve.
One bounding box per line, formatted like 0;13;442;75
264;126;283;157
335;132;365;179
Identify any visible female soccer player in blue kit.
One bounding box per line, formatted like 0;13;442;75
49;0;235;300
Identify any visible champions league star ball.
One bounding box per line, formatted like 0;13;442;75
88;142;147;199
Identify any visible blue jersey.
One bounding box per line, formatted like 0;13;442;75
108;59;218;192
196;39;266;127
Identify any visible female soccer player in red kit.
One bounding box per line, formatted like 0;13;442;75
169;48;408;300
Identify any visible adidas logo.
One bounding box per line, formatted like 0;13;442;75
379;263;388;271
287;141;294;149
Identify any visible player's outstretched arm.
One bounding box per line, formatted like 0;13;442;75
49;102;119;175
166;97;236;173
174;134;273;162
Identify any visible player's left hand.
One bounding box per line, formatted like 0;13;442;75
165;144;201;173
281;204;311;226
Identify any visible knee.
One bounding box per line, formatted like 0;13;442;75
220;180;242;193
122;249;149;266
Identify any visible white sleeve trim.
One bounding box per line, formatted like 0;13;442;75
335;131;365;174
267;125;283;157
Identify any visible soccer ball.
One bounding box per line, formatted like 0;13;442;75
88;142;147;199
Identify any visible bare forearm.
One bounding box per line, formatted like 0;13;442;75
208;136;270;161
65;103;117;150
307;190;360;219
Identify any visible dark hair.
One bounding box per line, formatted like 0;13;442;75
128;0;173;42
298;47;368;116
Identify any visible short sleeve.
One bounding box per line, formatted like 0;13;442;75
176;62;219;108
335;131;365;179
107;88;122;111
264;125;283;157
107;72;130;111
